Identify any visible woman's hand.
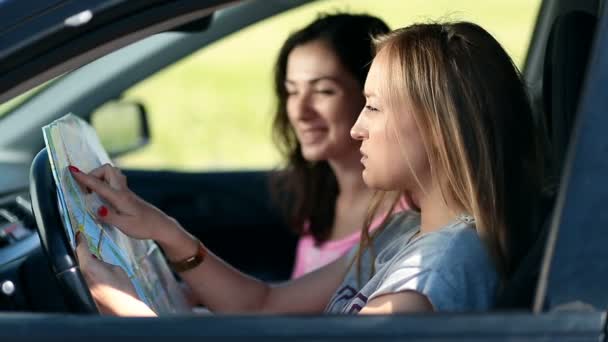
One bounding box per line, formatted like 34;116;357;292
69;164;179;243
75;232;156;316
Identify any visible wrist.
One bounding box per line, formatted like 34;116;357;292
154;218;201;262
151;215;183;244
167;240;206;273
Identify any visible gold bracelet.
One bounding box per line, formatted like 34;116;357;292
168;241;206;273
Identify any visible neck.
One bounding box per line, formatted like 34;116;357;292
413;181;462;234
323;155;374;241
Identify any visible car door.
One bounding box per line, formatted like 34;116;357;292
1;0;607;340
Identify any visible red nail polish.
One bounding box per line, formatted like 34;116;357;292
98;206;108;217
69;165;80;173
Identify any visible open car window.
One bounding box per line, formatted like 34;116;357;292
101;0;542;171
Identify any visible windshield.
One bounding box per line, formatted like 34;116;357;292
0;79;55;119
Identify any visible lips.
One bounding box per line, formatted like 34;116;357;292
359;149;368;164
298;127;327;143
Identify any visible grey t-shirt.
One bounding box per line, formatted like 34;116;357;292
325;211;498;314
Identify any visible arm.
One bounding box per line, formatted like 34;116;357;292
169;230;349;313
358;291;434;315
71;164;348;315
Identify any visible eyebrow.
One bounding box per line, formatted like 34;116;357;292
285;76;343;85
363;91;377;98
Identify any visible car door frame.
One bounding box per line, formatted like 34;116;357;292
1;0;608;339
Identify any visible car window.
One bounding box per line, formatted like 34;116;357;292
0;79;55;118
109;0;542;171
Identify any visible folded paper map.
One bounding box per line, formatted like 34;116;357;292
43;114;189;315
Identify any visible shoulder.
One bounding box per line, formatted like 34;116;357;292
423;224;499;310
429;224;489;263
373;222;499;311
411;223;495;279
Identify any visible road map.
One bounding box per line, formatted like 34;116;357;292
43;114;190;315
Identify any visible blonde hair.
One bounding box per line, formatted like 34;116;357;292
356;22;543;282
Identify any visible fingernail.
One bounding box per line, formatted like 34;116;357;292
98;206;108;217
92;254;98;260
75;231;81;240
69;165;80;173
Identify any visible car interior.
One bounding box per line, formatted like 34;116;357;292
496;7;599;311
0;0;605;334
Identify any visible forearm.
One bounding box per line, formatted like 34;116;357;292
111;289;158;317
180;247;341;314
155;220;271;313
181;249;272;313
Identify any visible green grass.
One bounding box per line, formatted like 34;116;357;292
116;0;542;171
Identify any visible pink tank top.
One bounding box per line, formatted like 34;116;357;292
291;201;409;279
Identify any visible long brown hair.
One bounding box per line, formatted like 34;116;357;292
357;22;543;280
271;13;389;243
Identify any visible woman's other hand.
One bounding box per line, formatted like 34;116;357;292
75;231;156;316
69;164;179;243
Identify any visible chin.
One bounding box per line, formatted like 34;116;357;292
362;172;379;189
301;146;329;162
362;171;395;191
301;150;326;162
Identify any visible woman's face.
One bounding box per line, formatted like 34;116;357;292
285;40;365;162
350;52;429;191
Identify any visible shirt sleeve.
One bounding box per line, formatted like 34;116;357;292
368;228;498;312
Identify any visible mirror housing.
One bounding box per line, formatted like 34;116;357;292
90;100;150;157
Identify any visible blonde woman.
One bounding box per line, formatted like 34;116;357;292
71;21;542;315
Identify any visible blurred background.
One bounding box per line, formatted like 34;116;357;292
99;0;542;171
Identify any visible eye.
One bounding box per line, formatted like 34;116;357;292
315;89;336;95
365;105;379;112
284;83;297;96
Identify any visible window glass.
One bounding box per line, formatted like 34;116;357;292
115;0;542;171
0;79;55;119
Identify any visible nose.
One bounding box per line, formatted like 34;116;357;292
350;113;368;141
288;90;315;121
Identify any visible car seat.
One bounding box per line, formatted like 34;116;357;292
494;10;597;310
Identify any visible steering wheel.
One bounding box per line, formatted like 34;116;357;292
29;148;98;313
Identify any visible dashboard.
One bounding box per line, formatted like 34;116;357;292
0;190;66;312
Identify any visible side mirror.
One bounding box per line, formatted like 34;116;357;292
90;100;150;157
